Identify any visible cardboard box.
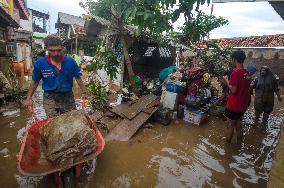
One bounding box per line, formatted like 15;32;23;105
183;108;206;126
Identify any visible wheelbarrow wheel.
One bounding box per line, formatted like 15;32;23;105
61;168;75;188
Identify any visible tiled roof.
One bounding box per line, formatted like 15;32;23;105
58;12;85;26
192;34;284;48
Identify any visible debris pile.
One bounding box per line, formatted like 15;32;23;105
157;61;222;126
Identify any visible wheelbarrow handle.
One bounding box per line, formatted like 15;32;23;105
82;96;86;113
28;105;38;122
82;97;97;130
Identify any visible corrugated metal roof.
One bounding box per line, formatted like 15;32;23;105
33;32;48;39
58;12;85;26
91;15;111;27
89;15;137;35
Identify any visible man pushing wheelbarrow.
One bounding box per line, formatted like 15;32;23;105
25;35;88;117
22;35;105;187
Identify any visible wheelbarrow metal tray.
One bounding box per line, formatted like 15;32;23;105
17;116;105;176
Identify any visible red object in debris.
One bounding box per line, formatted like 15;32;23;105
17;116;105;176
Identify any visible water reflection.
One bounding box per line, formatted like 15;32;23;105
146;107;283;188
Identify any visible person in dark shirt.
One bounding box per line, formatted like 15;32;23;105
251;66;281;125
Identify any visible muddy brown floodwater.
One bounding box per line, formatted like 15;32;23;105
0;90;283;188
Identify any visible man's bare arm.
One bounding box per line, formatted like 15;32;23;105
224;76;237;94
25;80;39;106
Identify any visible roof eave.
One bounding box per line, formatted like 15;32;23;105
0;6;20;28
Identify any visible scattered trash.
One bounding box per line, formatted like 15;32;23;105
152;108;173;126
160;91;178;110
142;123;154;129
184;107;206;126
0;148;9;155
109;94;123;107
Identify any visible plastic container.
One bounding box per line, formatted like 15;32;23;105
172;111;177;119
166;81;185;93
183;107;205;126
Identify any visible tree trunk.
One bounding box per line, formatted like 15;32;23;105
120;35;138;94
111;6;138;94
119;51;125;89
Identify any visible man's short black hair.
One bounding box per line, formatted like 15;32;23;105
44;35;63;47
231;50;246;64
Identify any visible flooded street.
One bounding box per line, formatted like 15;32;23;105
0;91;283;188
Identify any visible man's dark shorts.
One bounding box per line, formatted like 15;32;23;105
43;91;76;118
225;108;245;120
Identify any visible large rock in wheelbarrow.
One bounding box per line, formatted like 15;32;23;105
40;110;97;166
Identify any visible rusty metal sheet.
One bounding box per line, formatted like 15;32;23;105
105;107;158;141
122;94;158;120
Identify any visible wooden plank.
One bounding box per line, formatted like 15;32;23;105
98;116;122;132
105;107;158;141
143;106;156;114
146;98;160;108
91;110;104;122
143;98;160;114
110;102;130;118
122;93;158;120
107;93;118;106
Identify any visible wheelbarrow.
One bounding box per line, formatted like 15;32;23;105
17;98;105;187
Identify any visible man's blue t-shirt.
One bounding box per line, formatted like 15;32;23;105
32;56;82;93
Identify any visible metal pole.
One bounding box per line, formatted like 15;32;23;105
48;12;51;34
75;37;78;55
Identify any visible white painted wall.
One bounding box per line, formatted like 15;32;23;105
19;11;32;32
96;67;122;91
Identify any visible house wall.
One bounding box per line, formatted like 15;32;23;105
240;48;284;83
96;68;122;91
19;10;32;32
16;42;32;72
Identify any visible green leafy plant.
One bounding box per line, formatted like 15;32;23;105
86;80;108;109
87;44;120;80
197;41;232;76
176;11;228;45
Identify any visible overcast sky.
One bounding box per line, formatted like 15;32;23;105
28;0;284;39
